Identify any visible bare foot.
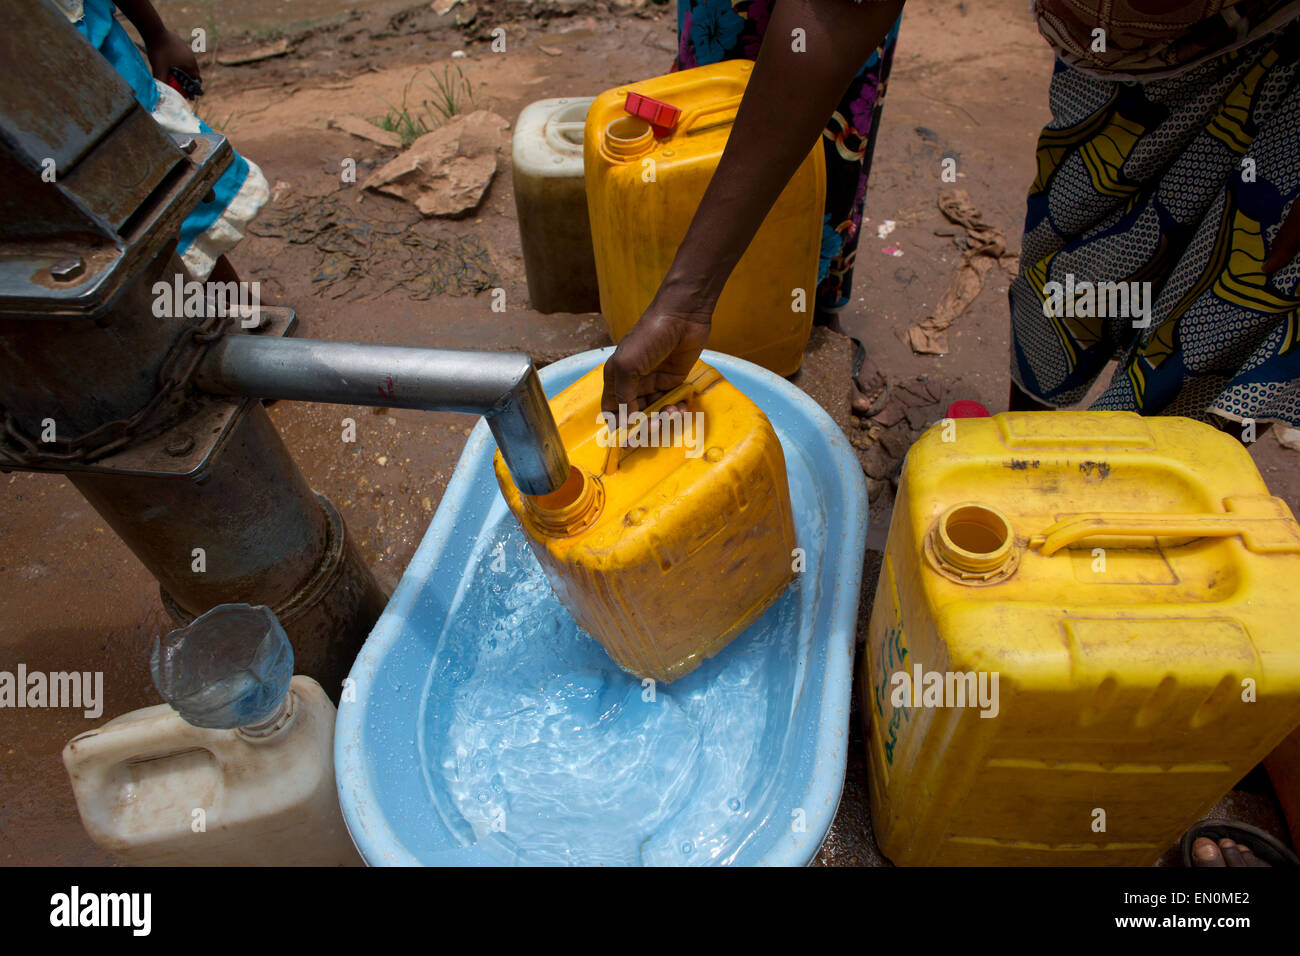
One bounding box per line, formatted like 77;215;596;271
1191;837;1271;867
816;308;891;419
849;339;889;417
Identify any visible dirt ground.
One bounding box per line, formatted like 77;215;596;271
2;0;1297;866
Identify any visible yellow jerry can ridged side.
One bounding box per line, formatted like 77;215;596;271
585;61;826;377
862;411;1300;865
495;361;797;682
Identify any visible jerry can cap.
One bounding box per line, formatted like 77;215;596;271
624;91;679;137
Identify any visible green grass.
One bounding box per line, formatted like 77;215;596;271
374;107;432;147
424;63;476;122
374;64;476;148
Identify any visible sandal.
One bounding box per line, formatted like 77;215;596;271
1181;819;1300;867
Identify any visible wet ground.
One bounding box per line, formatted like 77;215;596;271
2;0;1297;865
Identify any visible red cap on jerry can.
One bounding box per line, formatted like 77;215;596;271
624;91;680;137
945;400;991;418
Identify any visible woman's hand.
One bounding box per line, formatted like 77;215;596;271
601;292;713;415
112;2;201;85
145;29;201;86
596;0;904;415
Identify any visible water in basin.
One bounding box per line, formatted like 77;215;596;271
418;426;823;866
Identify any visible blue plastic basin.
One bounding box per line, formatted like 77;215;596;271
335;348;868;865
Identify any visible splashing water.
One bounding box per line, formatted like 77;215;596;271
418;437;823;866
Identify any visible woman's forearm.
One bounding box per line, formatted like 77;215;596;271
661;0;905;307
113;0;169;45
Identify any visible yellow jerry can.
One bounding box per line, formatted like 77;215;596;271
495;361;796;682
584;61;826;377
863;411;1300;865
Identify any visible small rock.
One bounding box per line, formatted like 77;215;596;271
362;111;509;217
868;478;888;503
558;16;599;33
327;114;402;148
872;398;908;428
864;443;893;480
906;405;934;431
878;428;911;461
1277;427;1300;451
217;37;291;66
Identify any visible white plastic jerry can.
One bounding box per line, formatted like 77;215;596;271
63;675;360;866
512;96;600;314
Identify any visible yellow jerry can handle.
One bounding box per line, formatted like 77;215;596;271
1028;495;1300;556
677;95;745;136
601;364;720;476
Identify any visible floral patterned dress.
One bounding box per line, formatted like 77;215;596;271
675;0;902;313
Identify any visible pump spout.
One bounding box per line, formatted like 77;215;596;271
195;336;570;496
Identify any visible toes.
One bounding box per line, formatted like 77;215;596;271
1236;844;1271;868
1217;837;1248;867
1192;836;1226;866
